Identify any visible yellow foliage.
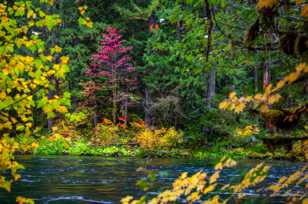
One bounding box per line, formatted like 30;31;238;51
229;91;237;99
58;106;68;113
130;120;146;129
48;119;82;141
219;92;251;113
235;125;260;137
31;142;39;149
214;157;237;170
0;0;71;138
48;133;65;142
78;5;93;28
232;163;270;195
122;158;305;204
60;56;69;64
84;17;93;28
121;196;134;204
102;118;113;125
202;195;222;204
0;136;36;192
220;64;308;115
0;4;6;15
218;100;229;110
268;94;281;104
53;45;62;53
301;5;308;17
296;0;302;5
135;127;183;150
257;0;278;10
79;6;87;15
91;123;120;146
16;196;34;204
267;166;307;196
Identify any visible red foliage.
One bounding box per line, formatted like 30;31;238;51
84;27;137;123
118;116;128;121
85;27;135;82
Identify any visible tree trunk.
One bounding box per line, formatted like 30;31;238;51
254;64;259;93
206;67;216;108
123;87;128;126
47;89;53;131
263;61;270;89
204;0;214;106
176;21;184;40
112;65;117;124
93;111;97;127
144;88;152;127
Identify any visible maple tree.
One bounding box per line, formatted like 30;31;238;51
85;27;136;125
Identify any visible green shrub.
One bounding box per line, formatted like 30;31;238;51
34;136;69;155
67;140;90;155
90;124;120;146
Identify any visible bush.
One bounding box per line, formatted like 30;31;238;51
34;135;69;155
67;140;90;155
90;123;120;146
135;127;183;150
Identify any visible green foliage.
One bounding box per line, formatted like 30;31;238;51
90;124;120;146
34;136;68;155
67;140;90;155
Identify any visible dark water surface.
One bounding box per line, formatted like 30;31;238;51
0;156;307;204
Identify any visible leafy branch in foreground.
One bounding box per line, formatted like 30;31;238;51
121;157;307;204
0;0;72;203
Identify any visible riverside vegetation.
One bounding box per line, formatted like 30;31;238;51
0;0;307;203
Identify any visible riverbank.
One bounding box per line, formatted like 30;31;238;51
16;135;307;162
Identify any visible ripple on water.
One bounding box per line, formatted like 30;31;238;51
40;196;112;204
0;156;305;204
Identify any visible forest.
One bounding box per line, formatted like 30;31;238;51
0;0;307;203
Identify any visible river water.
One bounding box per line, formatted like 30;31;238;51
0;156;306;204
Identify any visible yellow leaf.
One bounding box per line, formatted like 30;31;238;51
16;196;34;204
234;102;245;113
78;6;87;15
301;5;308;17
268;94;281;104
210;171;220;184
203;184;217;194
58;106;68;113
31;142;39;149
295;0;302;5
219;100;229;110
229;92;237;99
260;104;269;113
257;0;278;10
60;56;69;64
46;55;53;61
53;45;62;53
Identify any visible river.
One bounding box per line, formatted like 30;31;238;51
0;156;306;203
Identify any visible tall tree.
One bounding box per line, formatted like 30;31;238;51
85;27;136;124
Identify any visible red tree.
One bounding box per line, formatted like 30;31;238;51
85;27;136;124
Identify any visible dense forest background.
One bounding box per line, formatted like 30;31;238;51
0;0;307;201
46;0;307;144
0;0;307;150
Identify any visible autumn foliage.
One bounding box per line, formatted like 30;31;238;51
85;27;136;124
0;0;70;200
